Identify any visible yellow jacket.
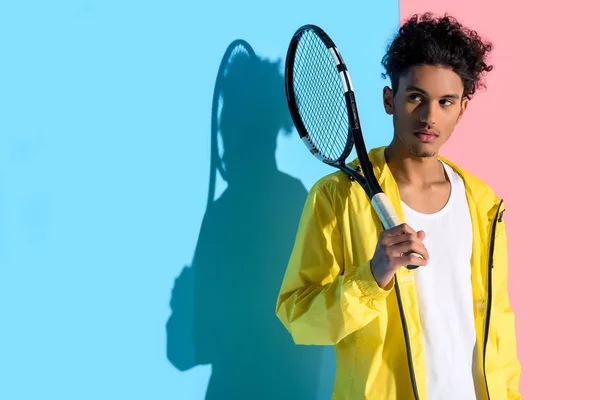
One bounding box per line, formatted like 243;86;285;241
275;146;521;399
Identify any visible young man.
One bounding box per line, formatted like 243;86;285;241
275;12;521;400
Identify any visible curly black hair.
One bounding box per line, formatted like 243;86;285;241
382;12;494;99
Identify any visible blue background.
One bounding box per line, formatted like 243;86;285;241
1;1;399;398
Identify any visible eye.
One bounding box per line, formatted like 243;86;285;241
407;93;423;102
440;99;454;106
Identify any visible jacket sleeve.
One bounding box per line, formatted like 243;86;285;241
493;207;522;399
275;179;394;346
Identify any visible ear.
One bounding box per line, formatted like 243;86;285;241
383;86;394;115
456;97;469;124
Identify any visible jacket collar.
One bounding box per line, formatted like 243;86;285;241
349;145;500;210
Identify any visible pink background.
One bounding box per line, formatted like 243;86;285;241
398;2;600;398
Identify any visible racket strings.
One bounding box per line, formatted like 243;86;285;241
292;30;351;161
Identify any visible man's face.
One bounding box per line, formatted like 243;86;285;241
383;64;468;158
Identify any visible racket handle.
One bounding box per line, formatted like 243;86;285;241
371;193;423;270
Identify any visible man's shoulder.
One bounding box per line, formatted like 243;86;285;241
307;146;386;197
308;169;356;198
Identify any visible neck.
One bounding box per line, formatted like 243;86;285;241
384;140;445;186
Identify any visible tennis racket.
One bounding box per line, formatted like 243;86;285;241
284;24;423;270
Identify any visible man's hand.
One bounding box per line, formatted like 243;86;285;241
370;223;429;288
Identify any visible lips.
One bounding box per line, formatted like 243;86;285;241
414;129;439;143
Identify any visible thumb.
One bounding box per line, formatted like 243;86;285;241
417;230;426;240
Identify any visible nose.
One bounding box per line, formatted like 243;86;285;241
419;103;437;126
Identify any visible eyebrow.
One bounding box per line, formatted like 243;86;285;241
405;85;461;100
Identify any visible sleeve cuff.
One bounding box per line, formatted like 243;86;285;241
354;260;394;301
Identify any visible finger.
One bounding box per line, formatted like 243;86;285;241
399;253;428;266
380;231;416;247
416;230;426;241
388;239;430;260
381;223;417;237
385;242;429;262
399;252;428;267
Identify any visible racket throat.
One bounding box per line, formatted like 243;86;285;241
337;164;370;193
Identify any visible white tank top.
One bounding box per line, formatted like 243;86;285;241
401;161;478;400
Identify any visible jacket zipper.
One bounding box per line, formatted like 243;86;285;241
394;281;420;400
483;199;503;400
392;200;505;400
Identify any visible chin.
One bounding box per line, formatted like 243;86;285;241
394;136;439;158
408;146;438;158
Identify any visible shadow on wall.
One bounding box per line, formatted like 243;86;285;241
165;40;333;400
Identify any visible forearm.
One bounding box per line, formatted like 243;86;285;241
493;209;522;398
275;259;393;345
495;303;522;399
